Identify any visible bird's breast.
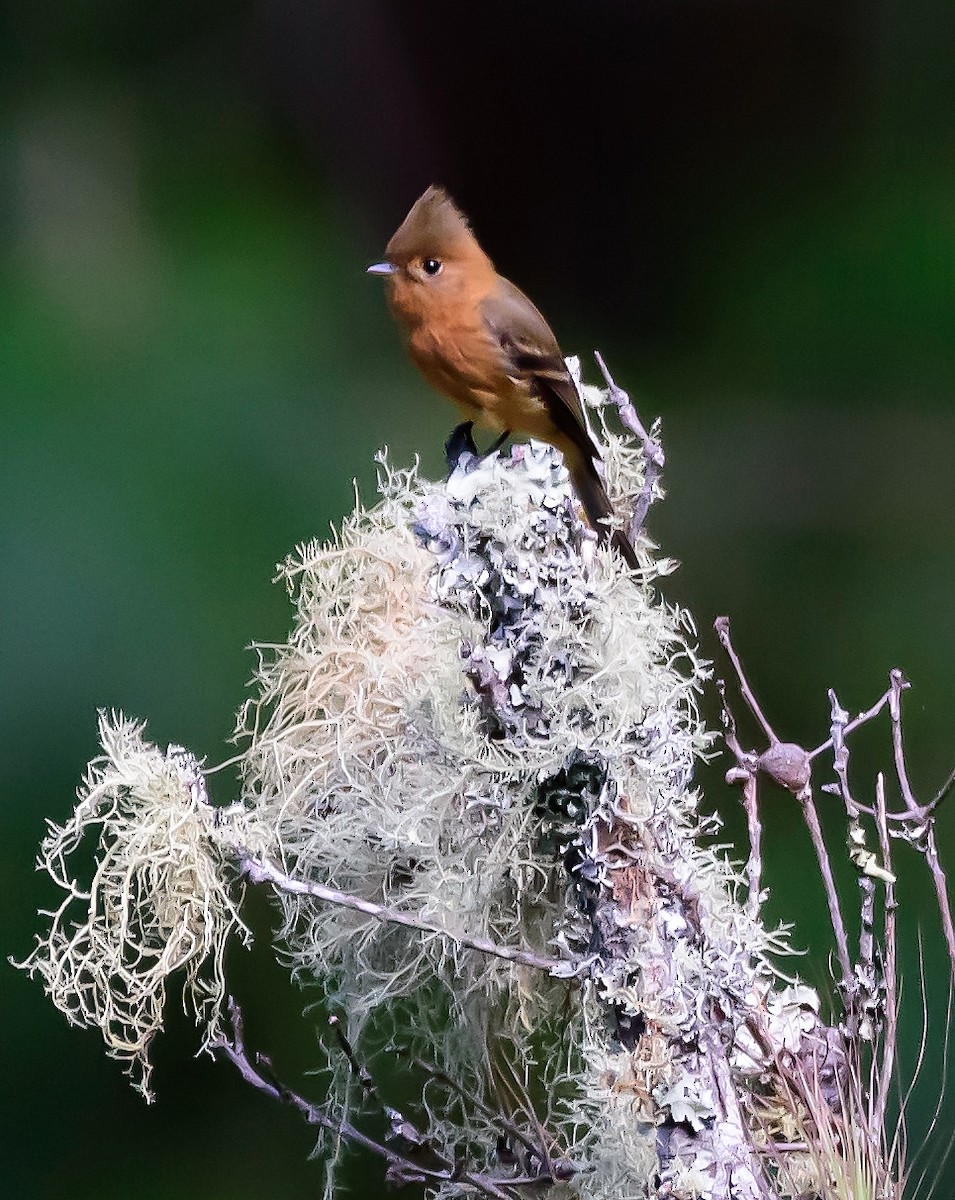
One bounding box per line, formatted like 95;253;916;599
407;317;517;412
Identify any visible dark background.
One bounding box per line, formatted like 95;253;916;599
3;1;954;1196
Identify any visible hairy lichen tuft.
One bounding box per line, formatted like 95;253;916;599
16;712;250;1099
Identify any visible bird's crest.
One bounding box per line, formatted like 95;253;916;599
386;186;483;265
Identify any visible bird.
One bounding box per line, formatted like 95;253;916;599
367;186;638;569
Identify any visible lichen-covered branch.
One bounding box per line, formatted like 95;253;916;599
16;354;952;1199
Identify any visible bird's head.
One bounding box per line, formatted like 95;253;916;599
367;186;495;312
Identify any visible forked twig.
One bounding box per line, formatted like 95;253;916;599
719;616;955;1084
716;616;853;995
212;999;562;1199
212;999;441;1189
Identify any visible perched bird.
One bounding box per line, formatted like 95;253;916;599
368;186;638;569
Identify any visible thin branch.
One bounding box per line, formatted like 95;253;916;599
888;671;917;813
740;772;764;922
716;678;764;919
873;773;898;1137
716;676;755;771
829;688;876;1031
921;825;955;977
413;1058;551;1171
887;675;955;973
716;619;853;997
798;784;854;1000
212;999;441;1187
212;999;553;1200
931;764;955;811
328;1016;404;1126
714;616;778;745
808;689;893;763
239;852;567;975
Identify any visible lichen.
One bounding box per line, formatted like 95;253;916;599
19;370;816;1197
16;713;250;1099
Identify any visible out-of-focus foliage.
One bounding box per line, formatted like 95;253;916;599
4;2;954;1197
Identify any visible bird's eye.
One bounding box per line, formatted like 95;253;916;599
422;257;443;276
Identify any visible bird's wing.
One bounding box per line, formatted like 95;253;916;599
480;277;596;454
481;276;642;570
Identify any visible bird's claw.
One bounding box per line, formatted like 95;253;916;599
481;429;510;460
445;421;480;476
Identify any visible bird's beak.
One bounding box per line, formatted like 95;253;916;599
367;261;397;276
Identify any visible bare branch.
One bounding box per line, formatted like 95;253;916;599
212;999;442;1187
739;773;764;922
212;999;557;1200
808;688;893;763
798;784;854;1000
714;616;778;745
716;677;766;921
716;619;852;994
887;674;955;974
239;853;568;976
829;688;878;1036
873;774;898;1135
932;764;955;811
921;825;955;978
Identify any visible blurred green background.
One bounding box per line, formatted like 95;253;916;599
3;2;954;1196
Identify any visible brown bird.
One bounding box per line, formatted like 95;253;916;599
368;186;638;569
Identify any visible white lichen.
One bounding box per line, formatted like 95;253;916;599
16;713;251;1099
19;372;836;1197
225;388;790;1197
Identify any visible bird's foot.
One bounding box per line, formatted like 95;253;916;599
480;429;511;460
445;423;512;478
445;421;479;475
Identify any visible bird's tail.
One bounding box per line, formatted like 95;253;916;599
566;446;639;570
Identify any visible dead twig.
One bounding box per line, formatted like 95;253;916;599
240;852;568;975
212;999;564;1199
